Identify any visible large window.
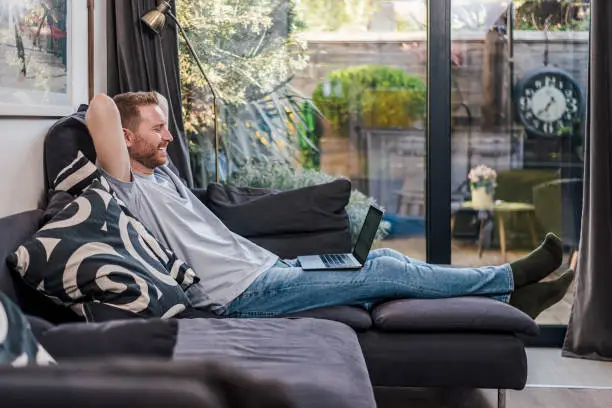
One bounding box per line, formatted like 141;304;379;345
178;0;431;259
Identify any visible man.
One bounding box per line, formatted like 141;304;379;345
86;92;574;320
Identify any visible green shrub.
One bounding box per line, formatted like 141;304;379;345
312;65;426;137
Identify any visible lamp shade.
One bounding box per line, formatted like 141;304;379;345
141;1;171;34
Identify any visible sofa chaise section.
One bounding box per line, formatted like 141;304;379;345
174;317;377;408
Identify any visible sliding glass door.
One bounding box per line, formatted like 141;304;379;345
265;1;434;262
448;0;589;331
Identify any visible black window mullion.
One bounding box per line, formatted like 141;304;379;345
426;0;452;264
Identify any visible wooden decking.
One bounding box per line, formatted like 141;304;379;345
379;237;573;325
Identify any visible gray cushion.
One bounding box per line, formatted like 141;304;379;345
282;306;372;332
204;180;352;258
359;330;528;389
372;297;539;336
174;318;376;408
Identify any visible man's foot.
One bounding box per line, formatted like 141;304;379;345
509;269;575;319
510;233;563;288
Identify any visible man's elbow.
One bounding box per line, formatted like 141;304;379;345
86;94;120;127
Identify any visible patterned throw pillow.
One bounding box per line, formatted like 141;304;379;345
52;150;101;196
0;292;55;366
9;179;199;319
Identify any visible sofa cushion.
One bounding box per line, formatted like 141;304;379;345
0;210;81;324
372;297;539;336
0;292;55;366
83;302;219;322
52;150;101;197
174;318;376;408
204;180;352;258
38;319;178;361
9;179;198;319
41;191;75;227
248;230;354;260
0;211;44;303
358;330;528;390
282;306;372;332
26;315;55;342
43;107;96;193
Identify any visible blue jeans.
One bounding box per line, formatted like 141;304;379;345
222;248;514;318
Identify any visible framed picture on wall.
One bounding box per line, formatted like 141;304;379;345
0;0;77;117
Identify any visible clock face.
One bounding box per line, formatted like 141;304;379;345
515;68;584;137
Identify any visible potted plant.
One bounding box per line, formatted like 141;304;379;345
468;165;497;210
312;65;427;137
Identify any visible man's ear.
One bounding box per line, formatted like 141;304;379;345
123;128;135;148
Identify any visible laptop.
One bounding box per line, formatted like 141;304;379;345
298;205;383;271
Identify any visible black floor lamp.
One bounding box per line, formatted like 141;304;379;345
141;1;220;182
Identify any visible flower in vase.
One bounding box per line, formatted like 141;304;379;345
468;165;497;194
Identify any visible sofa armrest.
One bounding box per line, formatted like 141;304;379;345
0;375;219;408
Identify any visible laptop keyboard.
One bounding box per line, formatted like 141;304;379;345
321;254;352;267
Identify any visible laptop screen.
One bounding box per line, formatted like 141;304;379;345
353;206;383;264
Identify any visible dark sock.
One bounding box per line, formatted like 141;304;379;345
509;269;575;319
510;233;563;288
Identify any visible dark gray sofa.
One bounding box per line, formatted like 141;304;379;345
0;109;539;407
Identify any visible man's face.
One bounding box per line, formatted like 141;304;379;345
126;104;173;170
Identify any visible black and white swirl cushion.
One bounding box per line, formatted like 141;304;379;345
9;179;199;319
0;292;55;366
52;150;100;196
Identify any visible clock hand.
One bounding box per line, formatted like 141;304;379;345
536;97;554;116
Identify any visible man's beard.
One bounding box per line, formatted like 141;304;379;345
129;140;167;170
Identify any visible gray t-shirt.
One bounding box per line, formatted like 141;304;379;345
100;165;278;312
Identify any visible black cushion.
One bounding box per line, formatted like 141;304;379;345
0;210;81;324
43;107;96;194
248;230;354;260
358;330;528;390
282;306;372;332
371;297;539;336
204;180;352;258
9;179;198;319
38;319;178;361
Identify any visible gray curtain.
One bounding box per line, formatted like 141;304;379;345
563;0;612;361
107;0;193;187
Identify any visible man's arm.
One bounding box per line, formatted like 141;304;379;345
86;94;131;182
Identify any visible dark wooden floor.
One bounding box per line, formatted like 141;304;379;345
375;387;612;408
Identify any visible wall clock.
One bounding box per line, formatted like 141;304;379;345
514;67;585;137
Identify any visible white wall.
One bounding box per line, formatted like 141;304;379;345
0;1;106;218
